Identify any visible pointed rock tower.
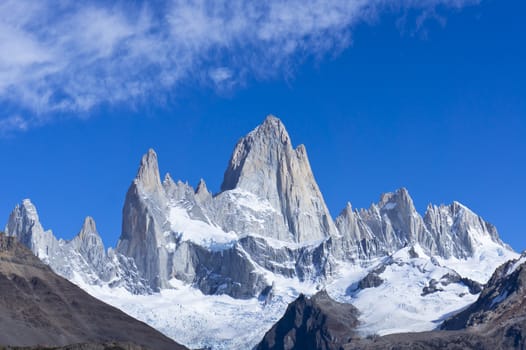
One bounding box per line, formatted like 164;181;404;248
220;115;338;243
70;216;106;269
4;199;59;260
117;148;170;289
424;201;506;258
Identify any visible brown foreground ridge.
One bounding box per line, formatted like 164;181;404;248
0;233;187;350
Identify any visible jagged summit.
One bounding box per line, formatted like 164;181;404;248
135;148;162;193
6;199;42;234
219;115;338;243
195;178;212;203
379;187;413;208
1;114;519;350
5;199;58;259
79;216;98;236
424;200;505;258
71;216;105;269
221;115;293;192
251;114;292;144
195;178;208;193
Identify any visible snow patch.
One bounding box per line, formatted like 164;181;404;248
382;202;397;210
227;189;276;213
168;206;237;250
507;255;526;276
436;242;518;284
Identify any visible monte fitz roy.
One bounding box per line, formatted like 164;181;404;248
3;116;521;349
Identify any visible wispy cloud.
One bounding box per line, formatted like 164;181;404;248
0;0;477;133
0;115;30;134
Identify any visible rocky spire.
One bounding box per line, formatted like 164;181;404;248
4;199;58;259
71;216;106;268
5;199;43;244
219;115;338;243
377;188;428;245
334;202;380;260
221;115;291;192
424;201;505;258
118;149;170;290
195;178;212;203
135;148;163;194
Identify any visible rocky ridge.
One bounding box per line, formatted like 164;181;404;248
0;233;186;349
5;117;514;299
4;201;149;294
2;115;519;349
257;253;526;350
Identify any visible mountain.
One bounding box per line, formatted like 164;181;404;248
257;254;526;350
3;115;518;349
5;199;59;261
334;188;508;262
220;115;338;243
5;201;150;294
115;117;338;296
0;233;187;349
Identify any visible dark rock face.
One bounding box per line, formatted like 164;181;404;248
358;272;383;290
173;241;269;299
0;234;187;350
257;290;360;350
422;273;482;296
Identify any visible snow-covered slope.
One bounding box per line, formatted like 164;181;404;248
5;200;150;294
327;244;517;337
3;115;518;350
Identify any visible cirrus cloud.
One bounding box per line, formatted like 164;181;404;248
0;0;478;133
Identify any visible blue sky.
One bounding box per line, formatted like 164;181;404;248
0;0;524;251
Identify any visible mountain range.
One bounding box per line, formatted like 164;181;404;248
2;115;520;349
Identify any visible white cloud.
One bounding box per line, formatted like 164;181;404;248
0;0;478;133
0;115;30;134
209;67;233;85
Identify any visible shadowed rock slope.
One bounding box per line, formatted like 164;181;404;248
257;290;360;350
0;234;187;350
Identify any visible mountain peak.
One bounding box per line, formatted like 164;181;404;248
339;202;353;217
263;114;280;124
5;199;44;239
221;115;293;192
18;198;39;220
72;216;105;267
5;199;58;259
220;115;337;242
249;115;291;148
195;178;212;203
379;187;415;211
259;114;285;134
135;148;162;193
79;216;98;237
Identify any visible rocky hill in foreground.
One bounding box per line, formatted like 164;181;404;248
0;234;187;350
